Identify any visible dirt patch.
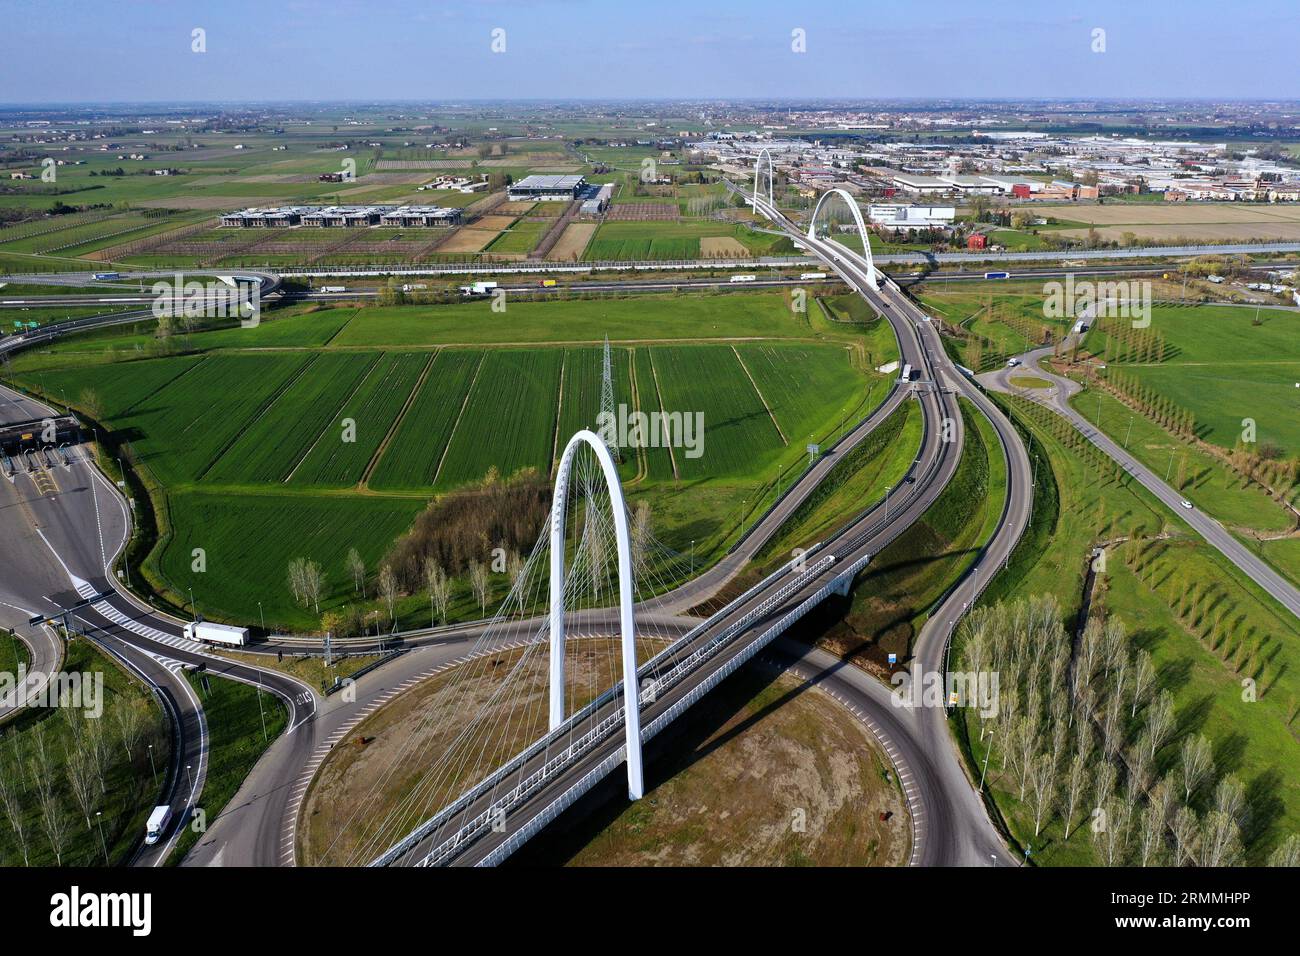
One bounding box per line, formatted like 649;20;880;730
300;641;908;868
1038;202;1300;225
1058;222;1300;243
496;201;538;216
546;222;597;261
298;641;648;866
469;214;518;231
700;236;750;257
438;226;499;253
515;664;910;867
605;203;679;222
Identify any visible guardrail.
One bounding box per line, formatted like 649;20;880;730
368;544;823;867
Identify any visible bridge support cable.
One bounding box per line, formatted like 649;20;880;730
346;428;717;866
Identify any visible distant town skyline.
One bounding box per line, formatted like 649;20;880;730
1;0;1297;104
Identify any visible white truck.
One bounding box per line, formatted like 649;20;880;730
459;281;498;296
319;285;347;293
183;620;249;647
799;272;827;280
729;274;757;283
145;805;172;846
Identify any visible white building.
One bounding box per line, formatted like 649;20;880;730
868;204;955;231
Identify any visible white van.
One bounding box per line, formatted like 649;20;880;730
145;805;172;846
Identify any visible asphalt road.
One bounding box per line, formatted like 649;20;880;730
0;380;314;865
756;197;1030;865
981;345;1300;619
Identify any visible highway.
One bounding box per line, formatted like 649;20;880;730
369;193;1033;867
981;345;1300;619
753;192;1033;865
0;238;1025;868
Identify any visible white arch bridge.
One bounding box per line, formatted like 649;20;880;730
355;425;898;868
748;173;880;291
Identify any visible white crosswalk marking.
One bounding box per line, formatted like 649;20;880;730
74;581;202;652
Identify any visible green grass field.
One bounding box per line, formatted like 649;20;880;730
5;289;890;629
960;392;1300;865
1083;304;1300;457
329;293;807;346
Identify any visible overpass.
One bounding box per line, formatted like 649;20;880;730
369;185;1030;868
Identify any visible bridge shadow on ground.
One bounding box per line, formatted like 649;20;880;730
506;644;864;867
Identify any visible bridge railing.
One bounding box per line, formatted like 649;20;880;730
414;552;844;867
472;550;874;867
369;544;825;867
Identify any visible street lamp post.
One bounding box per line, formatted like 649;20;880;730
95;810;108;863
884;485;892;520
979;732;996;792
147;744;157;784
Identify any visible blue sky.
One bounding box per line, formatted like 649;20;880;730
1;0;1296;103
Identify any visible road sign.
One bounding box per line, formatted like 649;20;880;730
887;652;897;665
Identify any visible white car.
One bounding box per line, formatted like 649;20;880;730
1179;500;1194;510
1006;358;1021;367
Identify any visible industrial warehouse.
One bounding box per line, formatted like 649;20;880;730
220;204;464;227
506;173;587;201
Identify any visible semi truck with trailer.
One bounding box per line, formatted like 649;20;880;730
183;620;249;646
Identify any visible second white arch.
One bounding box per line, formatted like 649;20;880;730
808;187;879;290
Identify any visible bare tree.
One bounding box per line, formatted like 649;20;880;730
31;765;69;865
1144;691;1176;761
1268;833;1300;867
346;548;366;597
112;699;145;761
302;559;325;614
1212;774;1246;826
377;564;398;625
1171;805;1200;865
64;744;96;831
1029;753;1056;837
1130;650;1155;717
507;550;526;589
1180;734;1214;802
424;558;451;626
1136;803;1167;866
287;557;307;607
86;718;110;795
468;560;490;615
0;749;31;865
1091;794;1132;865
1062;751;1089;838
1101;693;1125;759
1093;760;1118;813
1198;810;1243;867
1128;735;1154;793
